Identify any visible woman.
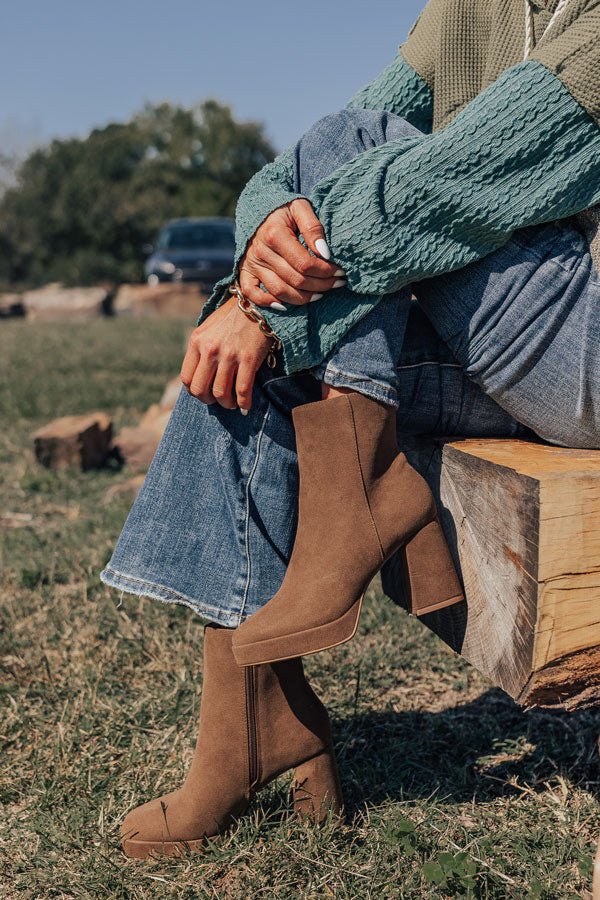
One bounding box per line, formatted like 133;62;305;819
102;0;600;858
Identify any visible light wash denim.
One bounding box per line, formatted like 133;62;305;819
100;109;600;626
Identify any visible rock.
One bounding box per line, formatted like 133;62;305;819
33;412;112;470
113;283;207;318
104;474;146;503
23;283;111;320
0;293;26;318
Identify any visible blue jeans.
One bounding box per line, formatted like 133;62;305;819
100;109;600;626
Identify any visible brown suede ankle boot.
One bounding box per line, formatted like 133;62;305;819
232;392;463;667
121;624;343;858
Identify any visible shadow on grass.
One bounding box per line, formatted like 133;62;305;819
330;688;600;814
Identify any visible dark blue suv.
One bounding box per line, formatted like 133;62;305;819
145;217;235;291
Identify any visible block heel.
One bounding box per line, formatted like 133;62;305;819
293;746;344;823
400;517;464;616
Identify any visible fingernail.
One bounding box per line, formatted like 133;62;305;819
333;268;346;277
240;408;249;416
310;293;323;303
333;279;347;288
315;238;331;260
269;301;286;311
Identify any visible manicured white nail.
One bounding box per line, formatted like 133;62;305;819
240;408;249;416
310;293;323;303
332;279;347;288
269;301;286;311
315;238;331;260
333;268;346;277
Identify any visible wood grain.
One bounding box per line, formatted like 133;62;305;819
381;437;600;710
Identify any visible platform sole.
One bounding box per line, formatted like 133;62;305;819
232;594;364;667
122;836;210;858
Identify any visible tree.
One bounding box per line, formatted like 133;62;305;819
0;100;275;287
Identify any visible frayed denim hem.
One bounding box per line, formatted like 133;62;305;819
99;566;244;628
311;361;399;407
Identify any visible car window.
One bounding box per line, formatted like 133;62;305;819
157;224;235;251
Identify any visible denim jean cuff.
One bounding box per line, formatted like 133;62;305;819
310;361;399;407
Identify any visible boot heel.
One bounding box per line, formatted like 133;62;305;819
400;517;464;616
293;747;344;823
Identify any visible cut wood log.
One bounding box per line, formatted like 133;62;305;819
113;283;206;318
114;377;180;468
22;283;111;319
0;293;26;318
104;473;146;503
381;437;600;711
114;426;160;469
33;413;112;470
160;376;184;409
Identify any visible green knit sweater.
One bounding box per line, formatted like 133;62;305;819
200;0;600;373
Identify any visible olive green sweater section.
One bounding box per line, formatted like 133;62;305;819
403;0;600;129
199;0;600;373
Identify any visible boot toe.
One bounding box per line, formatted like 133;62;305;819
120;791;180;850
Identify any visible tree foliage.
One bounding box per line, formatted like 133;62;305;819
0;100;275;287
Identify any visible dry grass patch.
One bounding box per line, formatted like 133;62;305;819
0;318;599;898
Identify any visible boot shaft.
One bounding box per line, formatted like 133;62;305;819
194;626;332;791
292;394;413;504
292;394;399;490
120;625;341;854
291;395;436;554
252;657;333;788
346;392;401;483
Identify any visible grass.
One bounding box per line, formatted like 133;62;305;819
0;316;599;899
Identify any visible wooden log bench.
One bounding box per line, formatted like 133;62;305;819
382;437;600;712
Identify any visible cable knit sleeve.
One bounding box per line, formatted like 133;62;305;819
257;60;600;372
197;52;434;327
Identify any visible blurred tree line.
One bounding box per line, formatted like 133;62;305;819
0;100;276;288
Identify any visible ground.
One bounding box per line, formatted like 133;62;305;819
0;317;599;899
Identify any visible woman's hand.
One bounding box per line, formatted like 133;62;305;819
238;199;346;309
181;199;347;411
181;296;271;413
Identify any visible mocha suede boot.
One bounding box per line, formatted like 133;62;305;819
121;624;343;858
232;392;463;667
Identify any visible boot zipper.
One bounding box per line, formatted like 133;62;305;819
245;666;260;792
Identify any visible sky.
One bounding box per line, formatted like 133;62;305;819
0;0;425;159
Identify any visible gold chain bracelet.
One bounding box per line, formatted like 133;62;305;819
229;279;283;369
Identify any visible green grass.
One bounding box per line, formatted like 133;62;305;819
0;317;599;899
